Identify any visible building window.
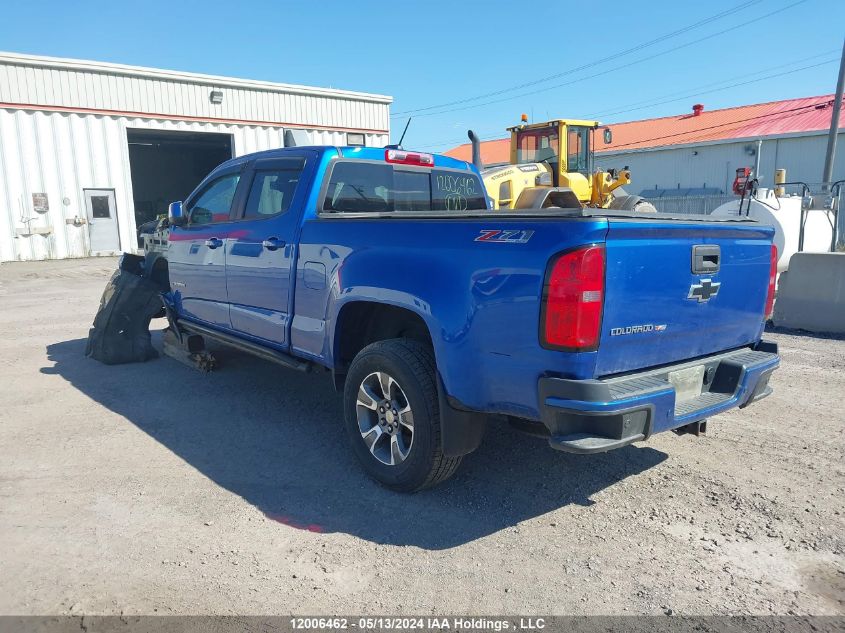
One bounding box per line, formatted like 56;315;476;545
347;133;365;147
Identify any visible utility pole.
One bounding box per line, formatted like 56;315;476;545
821;38;845;188
822;38;845;250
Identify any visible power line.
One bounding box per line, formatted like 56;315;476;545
589;59;837;120
605;100;836;150
392;0;763;117
391;0;808;120
588;50;839;119
413;52;837;152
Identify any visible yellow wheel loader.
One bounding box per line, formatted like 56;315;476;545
469;117;656;212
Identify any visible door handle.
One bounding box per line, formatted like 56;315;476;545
262;237;285;251
691;244;720;274
204;237;223;249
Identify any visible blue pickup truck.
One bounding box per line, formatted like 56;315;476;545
95;144;780;491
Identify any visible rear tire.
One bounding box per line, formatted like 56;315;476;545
343;339;462;492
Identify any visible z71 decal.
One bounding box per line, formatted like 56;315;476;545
475;229;535;244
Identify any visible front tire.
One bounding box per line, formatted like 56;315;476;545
343;339;462;492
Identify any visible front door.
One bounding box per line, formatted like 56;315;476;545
167;168;245;328
225;153;314;347
84;189;120;253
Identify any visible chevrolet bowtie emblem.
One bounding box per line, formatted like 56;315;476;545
688;279;721;302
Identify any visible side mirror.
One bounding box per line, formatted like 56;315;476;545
168;201;187;227
603;128;613;145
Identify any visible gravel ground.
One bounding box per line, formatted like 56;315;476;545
0;257;842;616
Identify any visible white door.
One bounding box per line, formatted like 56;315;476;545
84;189;120;253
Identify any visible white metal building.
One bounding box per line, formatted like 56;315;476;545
597;126;845;197
0;52;392;262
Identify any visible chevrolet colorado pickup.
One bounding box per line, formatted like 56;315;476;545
91;145;780;491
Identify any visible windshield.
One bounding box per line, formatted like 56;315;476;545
515;127;559;164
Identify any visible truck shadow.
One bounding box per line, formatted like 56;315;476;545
43;334;667;550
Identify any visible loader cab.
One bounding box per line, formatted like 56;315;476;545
508;119;599;204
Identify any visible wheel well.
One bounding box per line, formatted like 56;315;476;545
333;302;433;389
147;255;170;291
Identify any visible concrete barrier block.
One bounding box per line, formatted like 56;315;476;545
772;252;845;334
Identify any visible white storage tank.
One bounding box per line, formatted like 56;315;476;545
711;189;834;271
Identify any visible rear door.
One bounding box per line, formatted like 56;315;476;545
168;168;245;328
595;218;774;376
225;153;315;347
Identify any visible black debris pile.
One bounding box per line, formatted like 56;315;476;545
85;254;163;365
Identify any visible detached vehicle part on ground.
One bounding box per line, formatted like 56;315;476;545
87;145;780;492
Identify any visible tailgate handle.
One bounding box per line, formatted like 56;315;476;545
692;245;720;274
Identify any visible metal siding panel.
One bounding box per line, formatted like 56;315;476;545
283;93;291;122
293;94;301;124
103;116;134;252
0;58;391;132
162;80;171;115
15;111;42;259
0;66;11;101
59;70;70;108
132;77;141;113
111;74;121;110
184;83;194;117
85;72;97;109
16;67;27;102
149;78;159;114
43;69;56;103
259;90;268;122
247;89;255;120
169;81;179;116
33;111;63;258
53;112;87;257
26;66;39;104
0;109;20;261
205;85;214;118
94;72;106;109
68;114;92;256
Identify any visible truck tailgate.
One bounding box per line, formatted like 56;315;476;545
595;219;774;377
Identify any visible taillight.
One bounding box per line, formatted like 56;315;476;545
541;245;605;351
764;244;778;319
384;149;434;167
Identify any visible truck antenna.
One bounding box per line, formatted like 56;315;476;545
385;117;412;150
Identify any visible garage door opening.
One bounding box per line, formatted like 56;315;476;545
127;129;233;229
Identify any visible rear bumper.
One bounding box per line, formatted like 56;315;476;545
539;341;779;454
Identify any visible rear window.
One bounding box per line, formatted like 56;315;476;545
322;161;487;213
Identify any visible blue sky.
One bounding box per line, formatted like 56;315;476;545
0;0;841;152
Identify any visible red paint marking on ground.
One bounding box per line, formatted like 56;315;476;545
264;512;324;533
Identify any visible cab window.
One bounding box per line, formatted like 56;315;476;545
515;127;559;164
243;168;303;220
322;162;487;213
567;126;591;174
324;162;392;213
431;171;486;211
188;173;240;225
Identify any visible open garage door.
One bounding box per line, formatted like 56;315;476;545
127;129;233;230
